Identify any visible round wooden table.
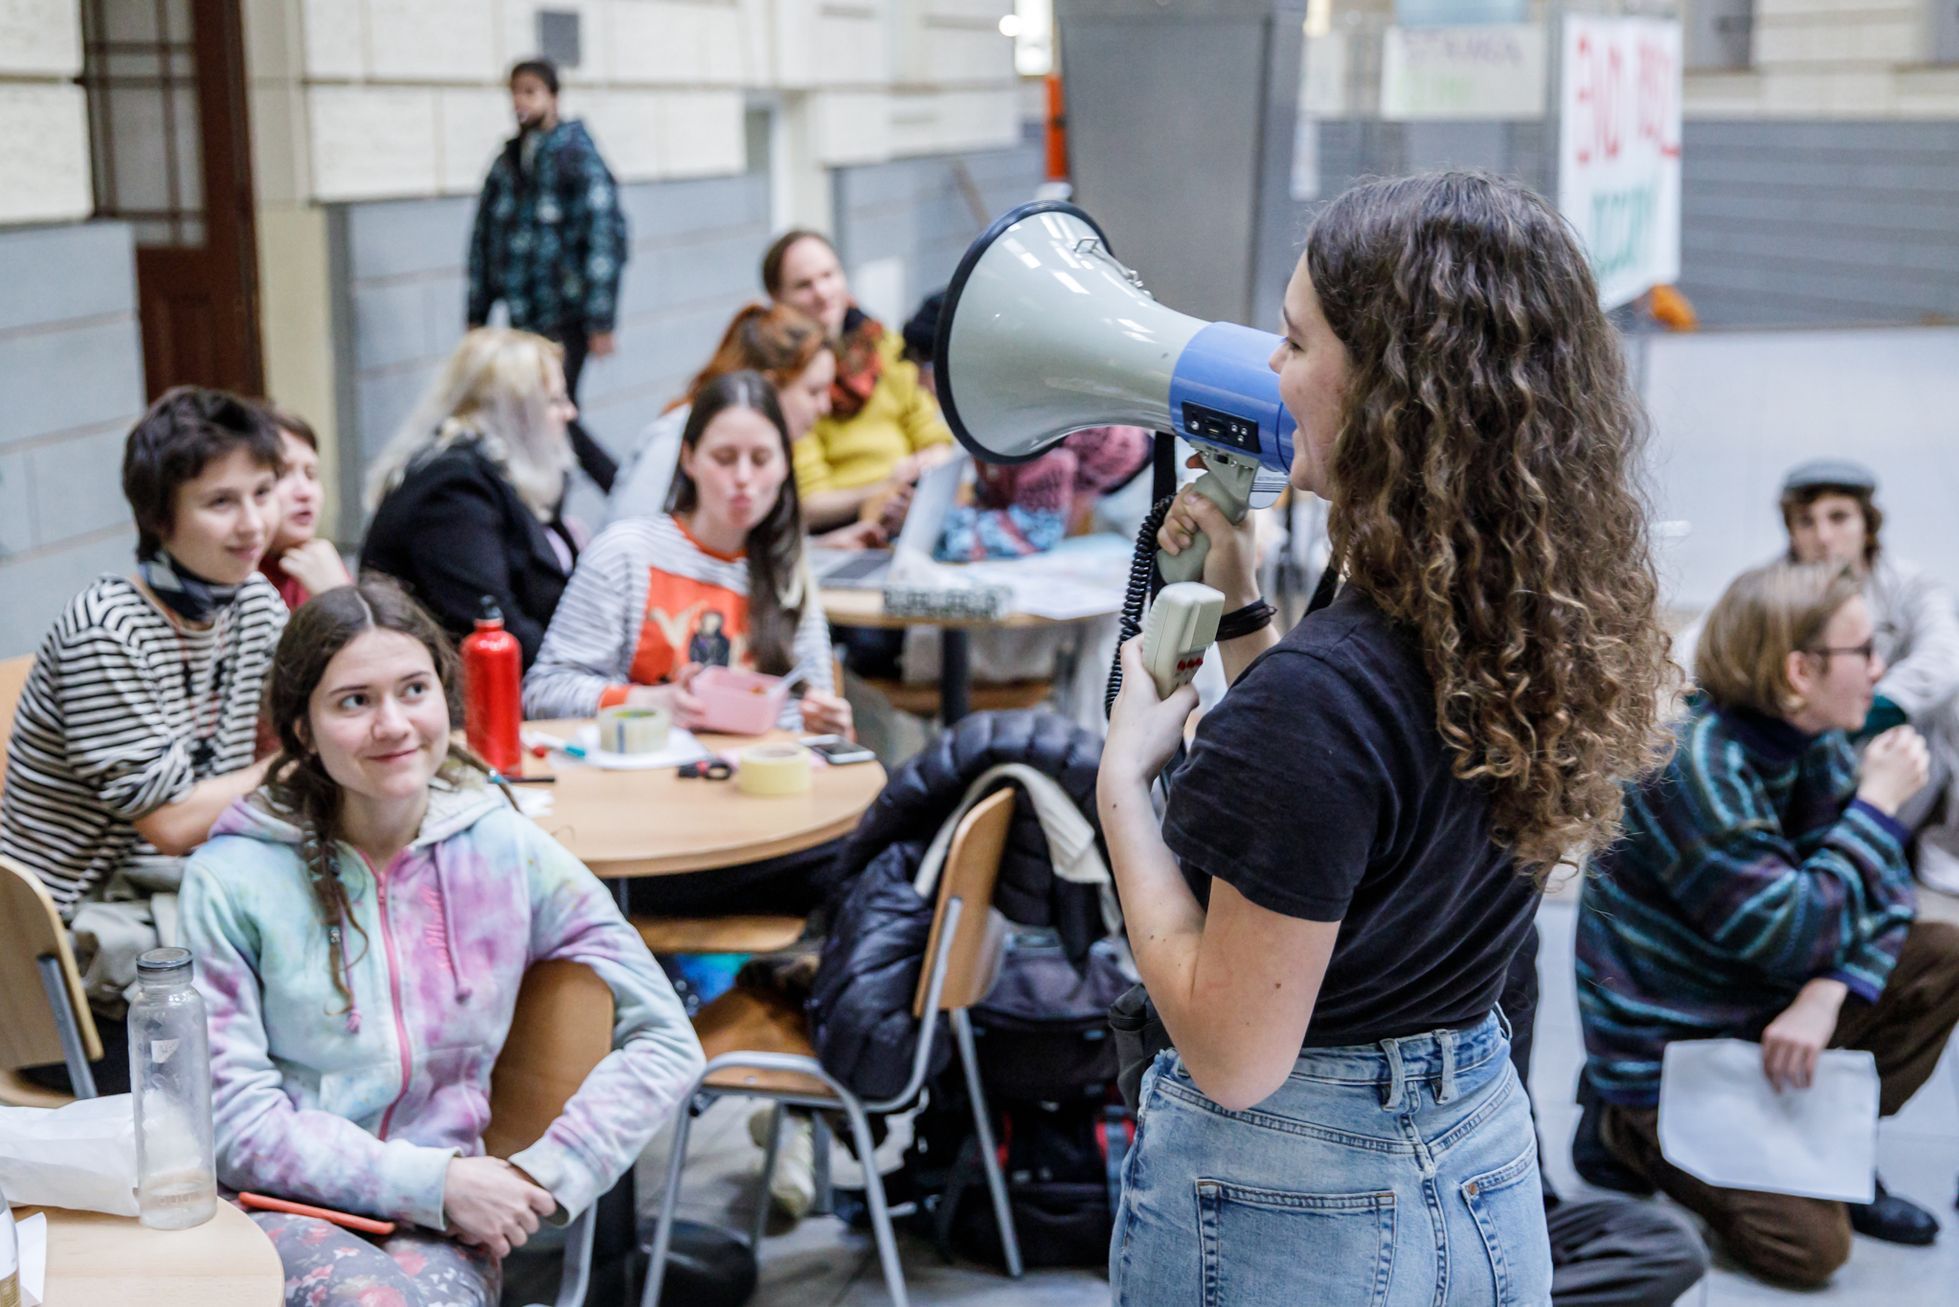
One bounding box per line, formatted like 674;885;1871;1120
520;724;884;880
22;1202;283;1307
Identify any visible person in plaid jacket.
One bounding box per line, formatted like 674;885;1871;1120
468;58;628;492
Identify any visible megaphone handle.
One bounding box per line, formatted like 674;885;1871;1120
1156;470;1250;585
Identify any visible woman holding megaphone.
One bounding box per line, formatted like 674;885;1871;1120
1097;171;1676;1305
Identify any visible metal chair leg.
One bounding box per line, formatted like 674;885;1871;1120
37;955;96;1100
809;1113;834;1217
750;1103;786;1249
952;1009;1022;1277
640;1094;704;1307
838;1096;909;1307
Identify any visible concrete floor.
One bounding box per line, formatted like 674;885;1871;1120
574;889;1959;1307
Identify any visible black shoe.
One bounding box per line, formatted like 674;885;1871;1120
1848;1179;1940;1246
1570;1074;1656;1196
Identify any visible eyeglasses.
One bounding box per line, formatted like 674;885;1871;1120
1804;640;1878;663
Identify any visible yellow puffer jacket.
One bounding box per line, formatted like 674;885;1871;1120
792;331;952;495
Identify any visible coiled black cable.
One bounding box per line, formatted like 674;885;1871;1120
1104;495;1176;717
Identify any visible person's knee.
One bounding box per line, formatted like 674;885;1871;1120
1907;918;1959;968
1726;1207;1850;1289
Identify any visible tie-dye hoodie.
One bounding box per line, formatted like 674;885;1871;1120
179;774;704;1231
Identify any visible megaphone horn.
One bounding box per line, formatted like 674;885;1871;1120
934;201;1297;582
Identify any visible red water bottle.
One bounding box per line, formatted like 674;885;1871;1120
460;597;522;775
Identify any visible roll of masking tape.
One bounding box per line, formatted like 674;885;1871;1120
736;743;812;797
599;704;671;754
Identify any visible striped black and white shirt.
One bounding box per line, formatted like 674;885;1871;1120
1;575;285;916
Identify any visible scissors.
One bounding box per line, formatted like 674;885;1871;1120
678;755;735;781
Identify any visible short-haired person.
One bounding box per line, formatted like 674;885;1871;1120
525;371;850;743
181;582;702;1305
1575;560;1959;1285
605;301;876;552
760;230;954;530
1;388;289;1093
1098;171;1675;1305
257;404;352;609
468;57;627;493
1682;460;1959;895
361;328;580;668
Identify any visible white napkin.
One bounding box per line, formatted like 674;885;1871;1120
1658;1039;1878;1202
16;1210;46;1307
571;724;710;771
0;1096;139;1216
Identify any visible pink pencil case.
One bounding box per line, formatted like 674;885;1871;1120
691;667;788;735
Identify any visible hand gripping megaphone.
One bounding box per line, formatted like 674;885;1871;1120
933;201;1297;584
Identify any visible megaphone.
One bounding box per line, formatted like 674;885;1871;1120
934;201;1297;583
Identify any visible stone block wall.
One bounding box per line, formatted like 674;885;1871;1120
0;222;147;656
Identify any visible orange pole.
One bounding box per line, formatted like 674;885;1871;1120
1045;71;1069;182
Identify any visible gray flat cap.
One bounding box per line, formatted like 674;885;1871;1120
1782;458;1878;496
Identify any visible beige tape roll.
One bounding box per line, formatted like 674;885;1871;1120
599;704;671;754
736;743;812;796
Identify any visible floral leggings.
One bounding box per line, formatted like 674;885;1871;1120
248;1209;500;1307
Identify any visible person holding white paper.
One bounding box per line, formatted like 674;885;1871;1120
1575;560;1959;1287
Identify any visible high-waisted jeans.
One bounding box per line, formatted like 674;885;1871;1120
1111;1010;1551;1307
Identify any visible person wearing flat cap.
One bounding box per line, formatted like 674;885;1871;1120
1677;459;1959;896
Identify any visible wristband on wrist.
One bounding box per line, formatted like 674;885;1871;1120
1216;598;1275;641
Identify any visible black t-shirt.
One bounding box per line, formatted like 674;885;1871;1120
1161;586;1538;1047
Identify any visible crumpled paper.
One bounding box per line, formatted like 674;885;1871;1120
0;1095;139;1216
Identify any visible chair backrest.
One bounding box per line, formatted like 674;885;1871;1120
0;854;103;1071
912;787;1015;1019
484;960;614;1159
0;653;33;787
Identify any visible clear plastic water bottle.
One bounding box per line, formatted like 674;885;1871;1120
128;947;217;1230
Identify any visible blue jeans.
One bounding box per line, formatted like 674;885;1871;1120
1111;1010;1550;1307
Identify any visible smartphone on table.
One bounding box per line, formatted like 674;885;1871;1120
801;734;876;765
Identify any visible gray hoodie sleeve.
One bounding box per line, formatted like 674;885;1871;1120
1872;557;1959;721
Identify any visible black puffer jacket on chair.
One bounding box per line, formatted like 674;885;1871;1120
806;709;1107;1100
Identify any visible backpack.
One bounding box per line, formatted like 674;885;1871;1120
902;928;1137;1269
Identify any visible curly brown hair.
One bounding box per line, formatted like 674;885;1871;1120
261;579;487;1015
1307;171;1677;872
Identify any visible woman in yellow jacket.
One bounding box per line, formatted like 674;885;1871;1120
761;230;954;530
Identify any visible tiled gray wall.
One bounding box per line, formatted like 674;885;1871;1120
329;169;774;530
831;133;1045;322
1677;119;1959;327
0;221;146;658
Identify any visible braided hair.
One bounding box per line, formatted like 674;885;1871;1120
260;578;482;1017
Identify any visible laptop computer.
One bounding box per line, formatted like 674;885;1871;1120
810;452;971;589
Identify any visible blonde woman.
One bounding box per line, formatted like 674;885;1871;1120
360;328;579;666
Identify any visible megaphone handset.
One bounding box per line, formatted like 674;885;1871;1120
1140;582;1226;699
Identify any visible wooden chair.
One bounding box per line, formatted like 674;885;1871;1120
0;854;102;1106
643;787;1024;1307
487;960;614;1307
0;653;33;787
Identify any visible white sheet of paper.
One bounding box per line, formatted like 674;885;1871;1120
1658;1038;1878;1202
17;1210;46;1307
571;724;711;771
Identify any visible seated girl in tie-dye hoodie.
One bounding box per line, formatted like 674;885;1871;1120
180;580;704;1306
